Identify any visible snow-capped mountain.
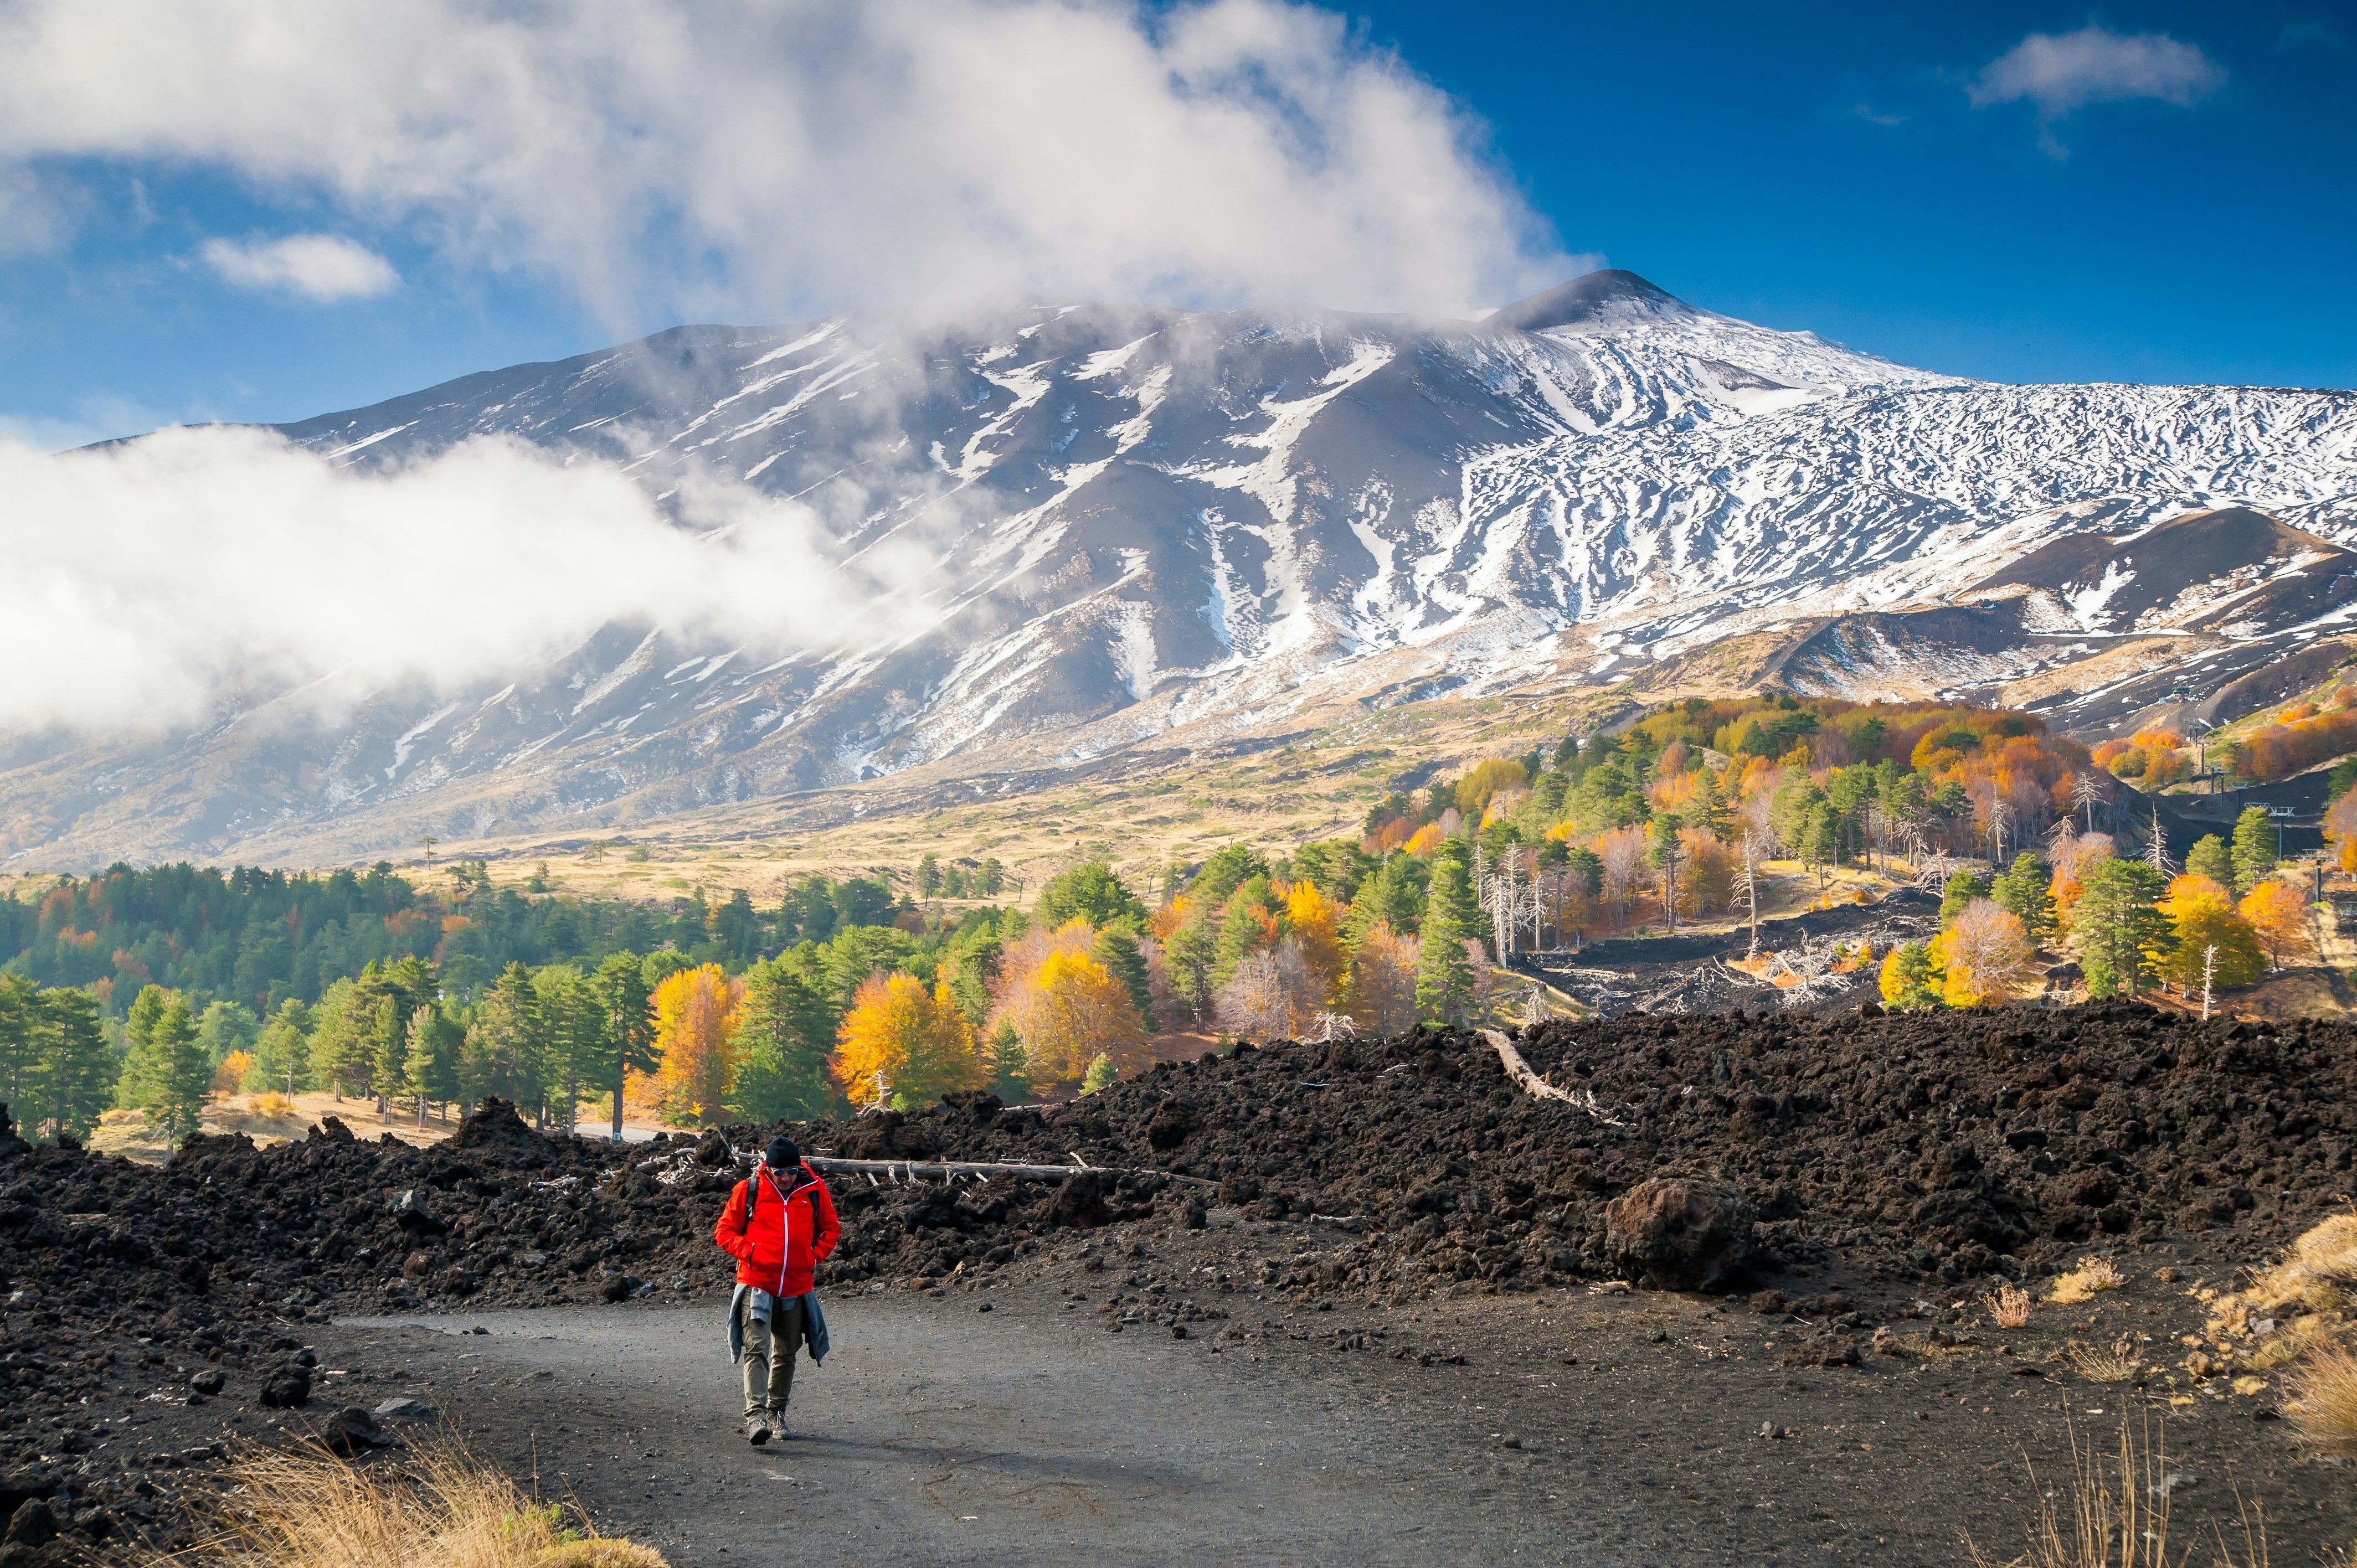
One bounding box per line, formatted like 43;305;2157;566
9;270;2357;866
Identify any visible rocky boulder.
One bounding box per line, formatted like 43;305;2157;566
1602;1177;1758;1292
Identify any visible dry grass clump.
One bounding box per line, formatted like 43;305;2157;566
2286;1343;2357;1456
248;1092;297;1120
1964;1412;2266;1568
2062;1338;2142;1384
2047;1258;2126;1306
1983;1282;2033;1329
152;1436;667;1568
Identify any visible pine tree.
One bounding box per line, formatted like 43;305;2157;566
115;984;177;1113
0;977;36;1134
152;996;210;1147
1092;926;1155;1029
2230;805;2278;892
1989;852;2055;942
1415;842;1479;1022
987;1019;1031;1102
38;988;110;1140
2186;834;2234;889
730;957;837;1122
2073;859;2171;998
402;1003;463;1125
591;952;657;1142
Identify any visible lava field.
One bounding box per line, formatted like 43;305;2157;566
1;999;2349;1561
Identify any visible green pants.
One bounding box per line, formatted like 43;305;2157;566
741;1295;806;1419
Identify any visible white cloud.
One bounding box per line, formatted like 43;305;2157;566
0;0;1564;322
1970;25;2225;120
0;427;936;733
199;232;399;301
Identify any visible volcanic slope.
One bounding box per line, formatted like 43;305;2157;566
8;271;2357;867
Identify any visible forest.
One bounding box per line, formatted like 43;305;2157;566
1;692;2345;1150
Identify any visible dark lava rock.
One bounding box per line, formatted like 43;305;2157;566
390;1191;446;1236
188;1369;225;1396
258;1369;312;1409
1;1497;57;1550
1603;1177;1758;1292
320;1407;396;1458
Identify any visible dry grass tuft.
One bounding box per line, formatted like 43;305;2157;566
1983;1282;2032;1329
2047;1258;2126;1306
248;1092;297;1120
150;1436;668;1568
1963;1411;2267;1568
2286;1344;2357;1456
2062;1338;2142;1384
2294;1215;2357;1282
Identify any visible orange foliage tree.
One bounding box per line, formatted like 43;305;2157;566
832;972;982;1107
2237;880;2315;969
651;964;744;1126
2331;790;2357;874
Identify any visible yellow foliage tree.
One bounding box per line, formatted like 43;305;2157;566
213;1049;254;1094
1933;898;2031;1007
2238;879;2315;970
1282;880;1349;1008
832;971;983;1107
651;964;744;1126
1001;950;1146;1086
2157;876;2265;991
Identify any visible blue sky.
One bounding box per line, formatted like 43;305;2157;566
0;0;2349;445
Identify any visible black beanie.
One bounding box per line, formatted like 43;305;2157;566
765;1136;800;1169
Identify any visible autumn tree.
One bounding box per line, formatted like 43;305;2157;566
2157;875;2264;992
1933;899;2032;1006
2238;879;2315;970
1877;943;1943;1010
652;964;744;1126
834;972;984;1107
1345;922;1420;1035
1281;881;1349;1009
1000;951;1145;1085
1595;826;1648;929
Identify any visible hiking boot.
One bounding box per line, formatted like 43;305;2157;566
765;1409;791;1441
744;1414;771;1446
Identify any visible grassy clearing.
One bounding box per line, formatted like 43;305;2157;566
151;1436;666;1568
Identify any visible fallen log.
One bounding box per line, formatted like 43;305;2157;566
764;1153;1217;1188
1480;1029;1627;1125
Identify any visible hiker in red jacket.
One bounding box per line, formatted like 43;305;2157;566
715;1136;840;1444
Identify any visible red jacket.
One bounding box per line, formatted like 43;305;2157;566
714;1162;840;1297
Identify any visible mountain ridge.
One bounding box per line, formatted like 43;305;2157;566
7;270;2357;869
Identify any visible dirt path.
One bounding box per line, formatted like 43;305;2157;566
335;1294;1605;1567
319;1254;2354;1568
